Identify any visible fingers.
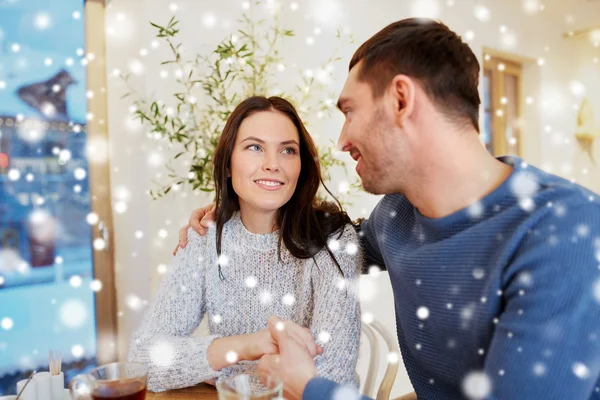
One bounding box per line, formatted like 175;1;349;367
267;316;287;342
172;243;179;256
200;204;217;229
190;209;206;235
267;317;320;358
178;224;190;249
257;354;280;382
285;322;320;358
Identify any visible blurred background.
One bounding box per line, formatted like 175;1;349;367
1;0;600;397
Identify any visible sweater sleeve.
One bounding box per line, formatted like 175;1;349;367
128;228;222;392
360;210;386;274
310;224;362;386
303;377;372;400
482;205;600;399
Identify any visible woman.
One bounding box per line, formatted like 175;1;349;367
129;96;361;392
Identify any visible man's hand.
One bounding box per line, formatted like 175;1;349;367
248;320;323;361
172;203;216;255
258;316;318;400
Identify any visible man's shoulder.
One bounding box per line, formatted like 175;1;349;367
371;194;415;217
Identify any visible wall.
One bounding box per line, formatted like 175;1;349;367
103;0;599;397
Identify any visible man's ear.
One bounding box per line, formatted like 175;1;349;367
389;74;416;124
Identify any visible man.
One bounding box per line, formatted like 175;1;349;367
175;18;600;399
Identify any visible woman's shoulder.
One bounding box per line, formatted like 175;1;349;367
312;223;361;273
326;222;359;246
181;225;217;257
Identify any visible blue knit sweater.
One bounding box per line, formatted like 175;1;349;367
304;156;600;399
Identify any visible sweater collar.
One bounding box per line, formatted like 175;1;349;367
227;212;280;252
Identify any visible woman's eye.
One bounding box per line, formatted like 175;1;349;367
282;147;297;155
247;144;261;151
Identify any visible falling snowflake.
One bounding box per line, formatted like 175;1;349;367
472;268;485;280
533;362;546;376
517;271;533;287
328;238;340;251
362;313;374;324
461;304;475;321
93;238;106;250
522;0;542;14
226;351;238;363
260;291;272;304
90;280;103;292
150;341;175;367
572;362;590;379
332;384;361;400
387;352;399;364
218;254;229;266
368;266;381;277
467;202;484;219
318;331;331;343
576;224;590;237
474;5;491;21
212;315;222;324
245;276;258;288
416;306;430;320
70;275;82;288
1;317;14;331
462;371;492;400
126;294;144;311
282;294;295;305
59;299;88;328
345;242;358;255
519;198;535;212
511;172;539;201
86;213;99;225
157;264;168;275
70;345;84;358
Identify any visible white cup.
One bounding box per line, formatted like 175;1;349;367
16;378;37;400
51;372;64;400
34;372;52;400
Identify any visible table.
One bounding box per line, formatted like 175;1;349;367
146;384;218;400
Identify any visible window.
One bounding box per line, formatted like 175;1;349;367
0;0;115;394
482;51;523;157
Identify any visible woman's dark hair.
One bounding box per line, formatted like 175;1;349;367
212;96;353;279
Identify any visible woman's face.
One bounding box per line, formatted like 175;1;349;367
230;110;302;217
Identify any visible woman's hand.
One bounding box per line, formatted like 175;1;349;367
244;328;279;361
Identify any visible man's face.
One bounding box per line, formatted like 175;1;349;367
337;64;406;195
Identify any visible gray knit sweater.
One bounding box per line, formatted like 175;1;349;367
129;213;362;392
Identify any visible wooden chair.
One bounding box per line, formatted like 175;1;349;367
360;320;401;400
